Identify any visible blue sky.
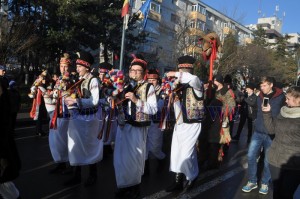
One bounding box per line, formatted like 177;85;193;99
201;0;300;34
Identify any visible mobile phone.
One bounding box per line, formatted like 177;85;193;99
263;97;269;107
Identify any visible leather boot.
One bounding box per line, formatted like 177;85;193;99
165;173;184;192
63;166;81;186
156;158;165;173
185;179;196;191
143;159;150;176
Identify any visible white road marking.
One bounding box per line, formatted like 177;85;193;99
177;165;245;199
22;162;54;174
144;156;248;199
41;186;80;199
15;126;35;131
15;135;38;140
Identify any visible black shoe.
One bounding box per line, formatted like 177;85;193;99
61;166;74;175
185;179;196;191
84;176;97;187
63;177;81;186
115;187;131;198
143;159;150;176
156;158;165;173
49;163;66;174
127;185;140;199
165;173;184;192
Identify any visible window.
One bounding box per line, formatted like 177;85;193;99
171;13;180;23
172;0;179;6
191;3;206;15
191;20;196;28
190;19;205;31
150;2;160;13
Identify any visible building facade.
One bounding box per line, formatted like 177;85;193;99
130;0;253;73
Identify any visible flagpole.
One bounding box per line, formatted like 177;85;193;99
119;14;128;70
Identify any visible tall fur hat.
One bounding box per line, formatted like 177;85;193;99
146;69;160;79
60;53;71;66
76;51;94;68
130;54;147;70
99;62;113;73
177;55;196;69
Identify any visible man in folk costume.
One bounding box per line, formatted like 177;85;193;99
48;53;72;174
144;69;166;175
64;51;103;187
29;70;49;136
165;55;204;192
114;54;157;198
98;62;117;153
213;74;236;159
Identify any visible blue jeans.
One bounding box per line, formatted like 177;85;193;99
247;131;272;184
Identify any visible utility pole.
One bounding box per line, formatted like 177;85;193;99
297;57;300;86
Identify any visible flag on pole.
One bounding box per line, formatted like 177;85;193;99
121;0;130;18
137;0;152;29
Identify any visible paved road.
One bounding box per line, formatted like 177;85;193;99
13;120;273;199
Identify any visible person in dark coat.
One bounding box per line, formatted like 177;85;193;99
0;78;21;199
8;81;21;133
232;82;257;143
262;86;300;199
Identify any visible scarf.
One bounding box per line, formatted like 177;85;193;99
280;106;300;118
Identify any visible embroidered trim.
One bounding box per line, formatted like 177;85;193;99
147;74;159;79
178;63;193;68
76;59;91;68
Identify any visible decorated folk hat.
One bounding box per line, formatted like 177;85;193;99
76;51;94;68
146;69;160;79
99;62;113;73
60;53;71;66
177;55;196;69
130;54;147;70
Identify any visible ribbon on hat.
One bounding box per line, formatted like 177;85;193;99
76;59;91;68
130;54;147;69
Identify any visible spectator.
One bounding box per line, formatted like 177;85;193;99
8;81;21;133
262;86;300;199
0;65;9;89
242;76;285;195
232;82;257;143
0;78;21;199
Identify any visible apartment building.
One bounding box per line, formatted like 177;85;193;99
130;0;253;72
247;16;283;46
286;33;300;52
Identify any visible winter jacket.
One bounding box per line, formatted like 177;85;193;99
244;93;257;119
0;81;21;183
254;87;284;134
263;106;300;170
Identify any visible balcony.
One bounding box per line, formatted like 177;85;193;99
189;11;206;22
189;28;205;36
149;10;161;22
